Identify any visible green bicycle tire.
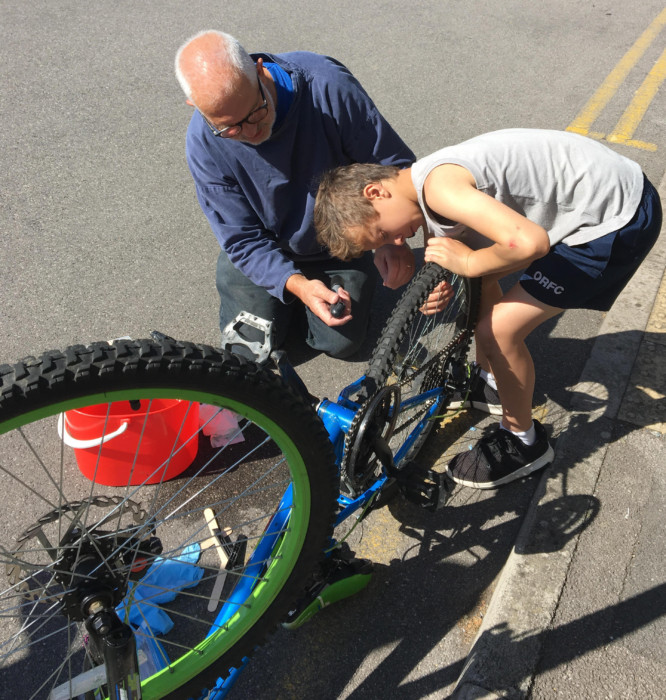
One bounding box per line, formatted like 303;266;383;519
0;339;337;699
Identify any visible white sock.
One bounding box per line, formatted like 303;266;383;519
479;368;497;391
501;421;536;446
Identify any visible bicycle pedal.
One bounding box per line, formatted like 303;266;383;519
395;463;455;512
282;555;373;630
282;571;372;630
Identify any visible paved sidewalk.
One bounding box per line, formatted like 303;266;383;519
452;172;666;699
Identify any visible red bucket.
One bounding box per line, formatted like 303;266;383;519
59;399;199;486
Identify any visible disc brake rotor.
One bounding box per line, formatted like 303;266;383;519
6;496;151;615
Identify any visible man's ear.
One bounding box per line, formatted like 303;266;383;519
363;182;390;201
186;99;195;107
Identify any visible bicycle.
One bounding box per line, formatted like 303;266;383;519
0;262;479;700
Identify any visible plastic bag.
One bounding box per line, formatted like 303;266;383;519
199;404;245;447
116;542;204;634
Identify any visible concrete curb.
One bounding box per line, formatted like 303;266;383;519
451;169;666;700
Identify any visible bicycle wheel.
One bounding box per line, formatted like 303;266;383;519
362;263;480;471
0;339;337;700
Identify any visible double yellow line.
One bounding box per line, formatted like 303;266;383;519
567;7;666;151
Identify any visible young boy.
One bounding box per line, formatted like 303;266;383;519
314;128;662;488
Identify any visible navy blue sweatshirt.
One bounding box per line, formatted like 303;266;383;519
185;51;414;302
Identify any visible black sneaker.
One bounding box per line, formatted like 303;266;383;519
449;371;502;415
445;420;554;489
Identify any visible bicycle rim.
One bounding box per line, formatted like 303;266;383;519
367;264;479;467
0;340;337;699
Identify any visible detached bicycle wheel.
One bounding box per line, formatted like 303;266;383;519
364;263;480;468
0;340;337;700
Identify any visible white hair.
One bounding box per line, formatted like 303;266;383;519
174;30;256;101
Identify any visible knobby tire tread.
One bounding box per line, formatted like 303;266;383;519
365;263;481;464
368;264;479;384
0;339;338;699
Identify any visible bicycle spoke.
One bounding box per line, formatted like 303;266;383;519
0;340;336;698
366;266;480;468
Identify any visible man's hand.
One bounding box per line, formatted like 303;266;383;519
374;245;416;289
285;274;352;326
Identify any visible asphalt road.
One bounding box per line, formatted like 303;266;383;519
1;1;665;698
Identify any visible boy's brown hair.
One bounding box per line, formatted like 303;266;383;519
314;163;400;260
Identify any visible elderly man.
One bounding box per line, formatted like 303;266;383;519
175;30;415;357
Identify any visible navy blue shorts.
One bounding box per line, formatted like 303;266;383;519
519;174;662;311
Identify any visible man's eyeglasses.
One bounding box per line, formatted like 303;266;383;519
201;77;268;138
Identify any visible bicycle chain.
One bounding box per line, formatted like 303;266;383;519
340;327;471;492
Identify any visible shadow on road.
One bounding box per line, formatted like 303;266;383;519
233;322;664;698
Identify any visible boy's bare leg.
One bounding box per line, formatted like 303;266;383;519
474;281;562;432
474;276;504;372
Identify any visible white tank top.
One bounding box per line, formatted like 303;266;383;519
410;129;644;246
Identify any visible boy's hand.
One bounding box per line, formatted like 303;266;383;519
420;280;454;315
424;237;473;277
374;245;415;289
286;274;352;326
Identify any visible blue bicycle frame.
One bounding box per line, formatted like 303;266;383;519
204;363;449;698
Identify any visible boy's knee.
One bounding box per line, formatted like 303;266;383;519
475;313;514;361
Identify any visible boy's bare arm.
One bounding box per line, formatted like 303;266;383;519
422;164;550;278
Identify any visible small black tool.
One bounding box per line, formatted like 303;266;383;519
329;276;346;318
